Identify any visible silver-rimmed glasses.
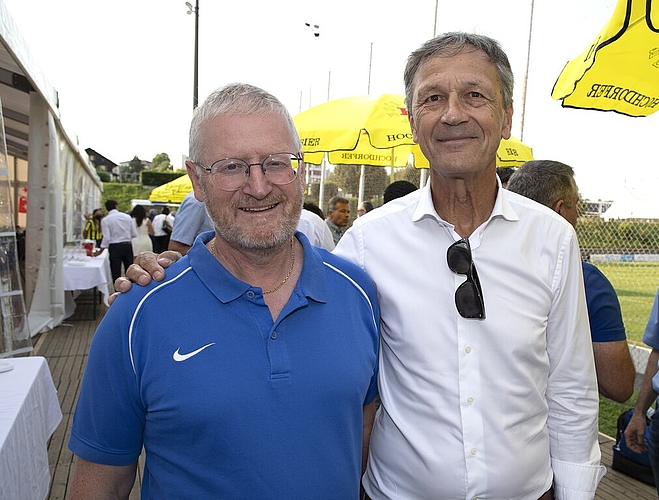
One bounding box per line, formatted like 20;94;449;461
194;152;302;191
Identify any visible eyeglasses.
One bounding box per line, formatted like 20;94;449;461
446;238;485;319
194;152;302;191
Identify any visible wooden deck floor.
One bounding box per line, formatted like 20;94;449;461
33;290;657;499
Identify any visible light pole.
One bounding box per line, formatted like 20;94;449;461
186;0;199;109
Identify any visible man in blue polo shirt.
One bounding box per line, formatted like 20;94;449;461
67;83;379;499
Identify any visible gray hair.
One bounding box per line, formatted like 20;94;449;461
327;196;349;212
188;83;301;165
403;32;514;111
507;160;577;209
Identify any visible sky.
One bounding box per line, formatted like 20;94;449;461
3;0;658;201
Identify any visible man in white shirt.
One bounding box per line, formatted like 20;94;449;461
334;33;604;499
100;200;137;282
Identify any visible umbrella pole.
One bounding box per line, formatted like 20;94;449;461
319;154;327;212
358;165;366;204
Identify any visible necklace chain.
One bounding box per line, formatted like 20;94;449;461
209;237;295;295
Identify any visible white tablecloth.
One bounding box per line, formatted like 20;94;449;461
63;249;112;317
0;357;62;500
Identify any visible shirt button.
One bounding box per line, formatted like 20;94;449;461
465;346;472;353
471;447;477;455
467;397;474;405
270;332;278;340
246;291;255;299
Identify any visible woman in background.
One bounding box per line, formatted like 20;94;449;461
130;205;153;256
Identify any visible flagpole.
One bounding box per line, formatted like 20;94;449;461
419;0;439;188
519;0;535;141
359;43;375;205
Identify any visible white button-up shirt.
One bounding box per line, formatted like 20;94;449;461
334;182;605;500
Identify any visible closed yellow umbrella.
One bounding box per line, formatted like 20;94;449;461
552;0;659;117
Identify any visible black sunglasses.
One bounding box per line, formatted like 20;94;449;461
446;238;485;319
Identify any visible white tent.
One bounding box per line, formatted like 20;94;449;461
601;184;659;220
0;0;103;353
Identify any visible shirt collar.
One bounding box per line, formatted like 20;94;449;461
188;230;327;304
411;177;521;227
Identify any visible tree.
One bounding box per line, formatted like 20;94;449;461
128;156;144;174
330;164;388;199
151;152;173;172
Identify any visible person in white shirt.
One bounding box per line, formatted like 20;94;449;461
334;33;604;499
298;209;335;251
100;200;137;282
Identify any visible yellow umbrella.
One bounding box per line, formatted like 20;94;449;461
552;0;659;117
149;174;193;204
294;94;414;153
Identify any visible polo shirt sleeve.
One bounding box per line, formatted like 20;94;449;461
582;263;626;342
643;289;659;349
171;199;208;246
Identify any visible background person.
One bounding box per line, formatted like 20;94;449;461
507;159;635;403
357;201;374;217
68;83;379;499
151;207;174;253
325;195;350;245
167;191;214;256
83;207;104;247
625;288;659;493
100;199;137;282
298;208;335;251
382;180;418;203
130;204;154;256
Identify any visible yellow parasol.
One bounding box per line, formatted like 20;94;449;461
149;174;193;204
552;0;659;117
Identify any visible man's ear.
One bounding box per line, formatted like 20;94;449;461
552;199;564;215
185;160;205;202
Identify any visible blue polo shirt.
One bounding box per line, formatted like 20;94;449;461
69;231;379;499
582;261;626;343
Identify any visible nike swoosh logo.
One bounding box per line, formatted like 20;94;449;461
173;343;216;362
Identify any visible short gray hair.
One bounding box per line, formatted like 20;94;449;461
507;160;577;209
403;32;514;111
188;83;301;164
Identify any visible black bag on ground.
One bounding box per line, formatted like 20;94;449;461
612;408;656;486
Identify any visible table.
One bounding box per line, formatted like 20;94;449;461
0;357;62;500
63;249;111;319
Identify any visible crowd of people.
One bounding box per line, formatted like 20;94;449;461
66;30;659;500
